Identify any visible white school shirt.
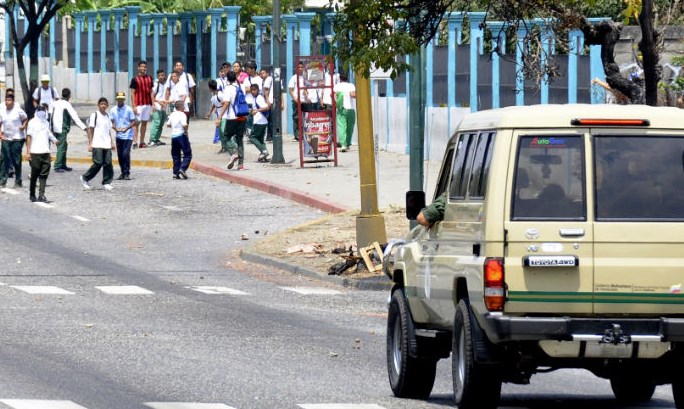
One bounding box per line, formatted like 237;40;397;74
333;82;356;110
288;74;308;102
168;81;189;112
322;72;340;106
262;75;274;104
26;118;56;154
50;99;87;134
32;86;59;109
245;94;269;125
88;111;113;149
176;71;196;96
166;110;187;138
153;80;167;111
223;85;238;120
242;75;263;95
210;92;224;119
0;106;28;140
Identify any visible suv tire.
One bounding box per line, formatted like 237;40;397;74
610;375;655;403
453;299;502;409
386;289;437;399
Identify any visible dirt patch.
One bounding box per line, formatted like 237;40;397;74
247;206;410;277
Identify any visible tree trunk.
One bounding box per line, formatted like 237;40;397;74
639;0;661;106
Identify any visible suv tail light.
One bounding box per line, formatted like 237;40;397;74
484;258;505;311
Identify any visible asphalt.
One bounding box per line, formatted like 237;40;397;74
61;105;441;290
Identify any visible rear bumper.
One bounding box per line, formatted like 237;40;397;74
483;314;684;343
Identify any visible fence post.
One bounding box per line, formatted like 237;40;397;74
283;14;298;136
112;9;125;73
224;6;241;64
253;15;272;67
468;12;486;112
489;22;507;109
139;14;151;64
84;11;97;74
295;12;315;57
125;6;141;78
568;28;584;104
195;12;207;80
209;9;224;76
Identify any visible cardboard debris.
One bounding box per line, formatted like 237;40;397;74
287;243;324;254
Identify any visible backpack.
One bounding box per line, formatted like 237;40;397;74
232;85;250;117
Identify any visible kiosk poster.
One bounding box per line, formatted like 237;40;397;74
303;111;333;157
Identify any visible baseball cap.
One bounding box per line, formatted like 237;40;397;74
40;74;50;82
115;91;126;99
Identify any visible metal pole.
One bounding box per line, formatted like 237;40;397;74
271;0;285;164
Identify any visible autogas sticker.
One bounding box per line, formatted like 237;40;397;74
524;255;578;267
529;137;567;148
540;243;563;253
671;284;682;294
524;228;539;240
424;257;432;299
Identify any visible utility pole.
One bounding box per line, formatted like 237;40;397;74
353;0;387;249
408;46;426;229
271;0;285;164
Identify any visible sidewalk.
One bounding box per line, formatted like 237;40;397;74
65;106;441;289
67;105;441;212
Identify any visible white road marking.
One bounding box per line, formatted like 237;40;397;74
0;400;89;409
162;205;182;212
10;286;74;295
144;404;237;409
298;405;387;409
281;287;343;295
186;286;249;295
34;202;55;209
95;285;154;295
1;188;19;195
71;215;90;222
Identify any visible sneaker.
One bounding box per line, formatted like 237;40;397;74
54;168;65;173
227;154;238;170
179;170;188;179
124;175;131;180
80;175;91;190
158;141;166;146
14;180;22;188
30;195;36;203
238;164;245;171
132;143;138;149
173;174;182;179
37;195;48;203
103;184;114;191
340;147;347;152
139;142;147;148
64;166;73;172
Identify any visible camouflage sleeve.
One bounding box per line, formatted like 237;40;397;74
421;192;447;224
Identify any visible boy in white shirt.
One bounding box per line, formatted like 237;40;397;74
25;106;59;202
0;94;28;187
81;97;116;191
167;100;192;179
333;72;357;152
245;84;270;162
148;69;168;147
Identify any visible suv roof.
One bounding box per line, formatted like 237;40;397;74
457;104;684;131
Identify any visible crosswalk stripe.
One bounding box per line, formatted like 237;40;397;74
71;215;90;222
281;287;343;295
298;405;387;409
95;286;154;295
10;286;74;295
186;286;249;295
0;400;88;409
144;404;237;409
33;202;55;209
1;188;19;195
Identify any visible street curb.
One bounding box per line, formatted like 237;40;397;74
191;162;348;214
239;249;392;292
68;156;173;169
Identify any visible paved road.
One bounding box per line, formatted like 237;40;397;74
0;165;679;409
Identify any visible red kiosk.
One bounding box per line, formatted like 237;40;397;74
294;55;338;167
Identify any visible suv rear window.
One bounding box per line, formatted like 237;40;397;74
595;136;684;220
512;135;586;220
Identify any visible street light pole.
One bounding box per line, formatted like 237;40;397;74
270;0;285;164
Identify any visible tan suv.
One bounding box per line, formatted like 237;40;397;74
384;104;684;408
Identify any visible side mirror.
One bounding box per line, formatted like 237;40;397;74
406;191;426;220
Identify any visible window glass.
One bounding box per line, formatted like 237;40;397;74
468;132;496;199
434;146;455;199
512;135;585;220
449;133;477;200
595;136;684;220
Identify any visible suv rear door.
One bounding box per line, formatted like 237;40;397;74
504;131;594;314
593;132;684;313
